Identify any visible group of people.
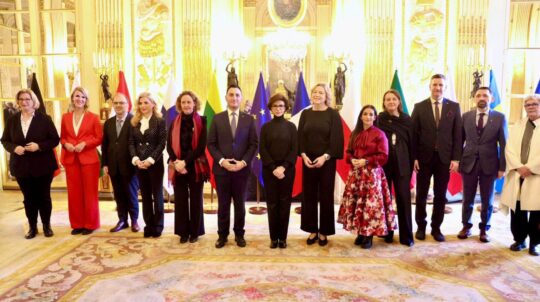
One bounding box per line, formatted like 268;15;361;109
2;75;539;257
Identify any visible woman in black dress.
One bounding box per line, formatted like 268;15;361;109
376;89;414;246
1;89;60;239
167;91;209;243
260;93;298;249
298;83;344;246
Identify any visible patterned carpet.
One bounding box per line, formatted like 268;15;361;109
1;231;539;301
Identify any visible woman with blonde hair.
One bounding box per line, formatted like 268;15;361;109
129;92;167;238
297;83;344;246
1;89;60;239
61;87;103;235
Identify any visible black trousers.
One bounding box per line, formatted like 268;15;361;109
384;160;413;245
511;200;540;247
16;173;54;226
174;174;205;238
263;167;295;241
110;170;139;224
415;152;450;231
137;160;164;236
301;159;336;236
215;172;249;237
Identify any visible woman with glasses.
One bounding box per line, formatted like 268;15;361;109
1;89;60;239
260;93;298;249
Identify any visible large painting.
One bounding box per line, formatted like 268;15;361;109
268;0;307;27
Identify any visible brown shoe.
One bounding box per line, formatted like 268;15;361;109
131;223;140;232
457;227;471;239
479;229;490;243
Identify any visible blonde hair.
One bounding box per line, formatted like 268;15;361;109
131;92;162;126
15;89;40;110
310;83;333;107
69;86;90;112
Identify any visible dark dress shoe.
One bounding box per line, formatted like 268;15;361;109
457;227;471;239
431;230;446;242
131;223;140;232
189;236;198;243
479;230;490;243
384;231;394;243
81;229;94;235
235;236;246;247
361;236;373;249
71;228;84;235
400;241;414;247
318;235;328;246
43;224;54;237
144;232;152;238
215;237;228;248
110;221;128;233
354;235;365;246
278;240;287;249
415;229;426;240
180;236;189;244
152;232;162;238
510;241;527;251
270;240;278;249
306;233;318;245
25;226;38;239
529;245;539;256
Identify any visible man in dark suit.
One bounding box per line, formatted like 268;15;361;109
102;93;140;232
458;87;506;242
207;85;258;248
412;74;462;242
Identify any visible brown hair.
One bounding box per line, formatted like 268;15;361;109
176;90;201;113
267;93;290;111
382;89;403;113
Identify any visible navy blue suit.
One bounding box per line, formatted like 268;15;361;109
102;113;139;225
207;110;258;237
460;109;506;230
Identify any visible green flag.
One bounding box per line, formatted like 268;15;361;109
204;70;222;131
390;70;409;115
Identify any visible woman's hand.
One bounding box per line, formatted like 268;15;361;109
174;160;186;172
14;146;25;155
273;166;286;179
352;158;368;168
302;153;315;168
312;155;327;168
74;142;86;152
24;142;40;152
64;143;75;152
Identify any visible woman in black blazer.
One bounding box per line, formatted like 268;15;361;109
167;91;209;244
129;92;167;238
376;89;414;246
1;89;60;239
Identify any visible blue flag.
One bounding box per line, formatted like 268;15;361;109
489;69;501;110
251;72;271;186
165;106;179;130
535;78;540;94
292;72;310;115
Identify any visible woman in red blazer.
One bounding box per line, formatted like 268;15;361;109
61;87;103;235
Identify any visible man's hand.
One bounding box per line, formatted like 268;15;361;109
449;161;459;172
517;166;532;178
414;160;420;172
103;166;109;176
497;170;505;179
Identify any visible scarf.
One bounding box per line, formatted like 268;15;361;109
168;112;209;184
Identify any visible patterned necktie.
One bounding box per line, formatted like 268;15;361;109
434;101;440;128
116;119;122;137
230;112;237;139
477;113;485;137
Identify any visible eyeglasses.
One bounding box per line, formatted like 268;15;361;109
271;105;286;108
18;98;32;102
113;102;127;105
524;103;539;108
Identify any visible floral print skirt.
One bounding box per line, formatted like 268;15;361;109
337;166;397;236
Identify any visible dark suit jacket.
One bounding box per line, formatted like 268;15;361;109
459;109;507;175
412;98;462;165
207;110;258;176
129;115;167;162
102;113;136;177
1;111;59;177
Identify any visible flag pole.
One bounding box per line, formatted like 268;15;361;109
204;187;217;214
249;179;267;215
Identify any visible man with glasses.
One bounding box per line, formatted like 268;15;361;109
102;93;140;233
501;94;540;256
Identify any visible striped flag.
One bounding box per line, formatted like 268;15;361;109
443;71;462;197
117;71;133;113
535;78;540;94
204;70;223;188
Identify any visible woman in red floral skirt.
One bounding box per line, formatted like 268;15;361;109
338;105;397;249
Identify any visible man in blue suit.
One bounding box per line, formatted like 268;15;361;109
458;86;506;242
207;85;258;248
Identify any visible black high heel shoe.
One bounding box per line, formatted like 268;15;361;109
361;236;373;249
306;233;318;245
318;235;328;246
354;235;365;246
384;231;394;243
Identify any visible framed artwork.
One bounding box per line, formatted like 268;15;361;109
268;0;307;28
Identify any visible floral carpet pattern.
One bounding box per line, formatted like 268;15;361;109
1;233;539;301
